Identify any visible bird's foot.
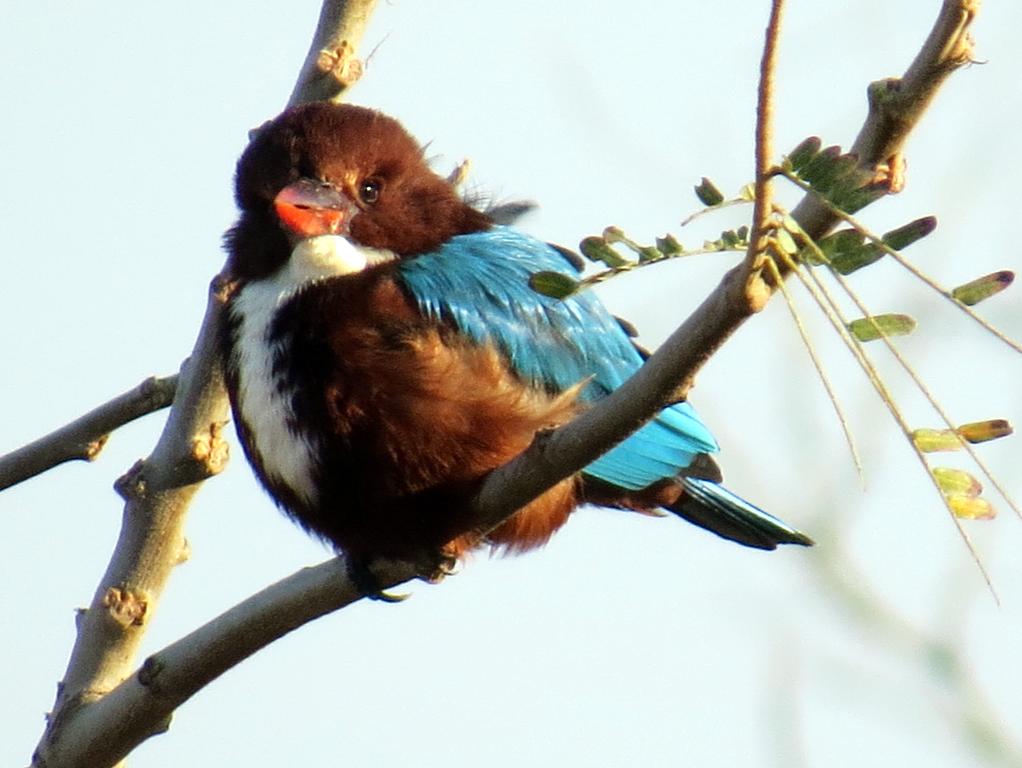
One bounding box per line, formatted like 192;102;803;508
345;545;462;600
345;556;410;603
417;549;459;584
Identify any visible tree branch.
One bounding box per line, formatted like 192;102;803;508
287;0;379;106
32;558;384;768
745;0;785;276
789;0;979;240
31;279;231;768
0;374;177;492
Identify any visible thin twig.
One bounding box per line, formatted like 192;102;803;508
779;228;998;599
762;249;865;483
575;245;745;290
745;0;785;280
0;375;178;492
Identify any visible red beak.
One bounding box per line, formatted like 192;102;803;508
273;179;354;237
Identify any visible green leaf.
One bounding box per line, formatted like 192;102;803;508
882;216;937;250
637;246;661;263
932;467;982;497
786;136;821;172
833;243;884;274
831;181;888;214
602;226;626;244
579;236;629;267
947;495;996;520
655;234;684;255
812;217;934;274
694;177;724;206
785;137;891;214
813;229;862;263
951;271;1014;306
911;428;963;453
847;313;917;342
798;145;843;190
814;229;884;274
529;271;579;299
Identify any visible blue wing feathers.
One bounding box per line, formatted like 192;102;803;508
398;226;717;491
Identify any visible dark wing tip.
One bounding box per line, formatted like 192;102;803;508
483;199;538;226
671;478;814;550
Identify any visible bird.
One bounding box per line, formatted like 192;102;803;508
221;101;811;589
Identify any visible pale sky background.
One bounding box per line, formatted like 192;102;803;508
3;2;1022;767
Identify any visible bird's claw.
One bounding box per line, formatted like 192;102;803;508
420;551;459;584
369;588;411;603
346;546;460;599
405;543;460;584
346;556;410;603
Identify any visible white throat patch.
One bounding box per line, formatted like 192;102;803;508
288;235;368;281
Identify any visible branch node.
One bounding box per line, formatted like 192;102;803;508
152;713;173;737
189;420;230;478
138;376;160;397
113;460;148;501
138;375;178;411
138;655;164;690
83;435;109;462
744;265;774;312
102;586;149;628
666;382;692;405
873;151;907;194
528;427;557;467
867;76;903;107
316;41;364;86
175;537;192;566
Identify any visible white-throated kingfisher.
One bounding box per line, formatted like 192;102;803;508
222;102;811;589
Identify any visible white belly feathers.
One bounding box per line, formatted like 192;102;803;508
229;235;396;506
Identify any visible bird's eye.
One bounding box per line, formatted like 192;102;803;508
358;178;382;205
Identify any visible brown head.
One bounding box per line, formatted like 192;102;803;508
227;102;491;281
